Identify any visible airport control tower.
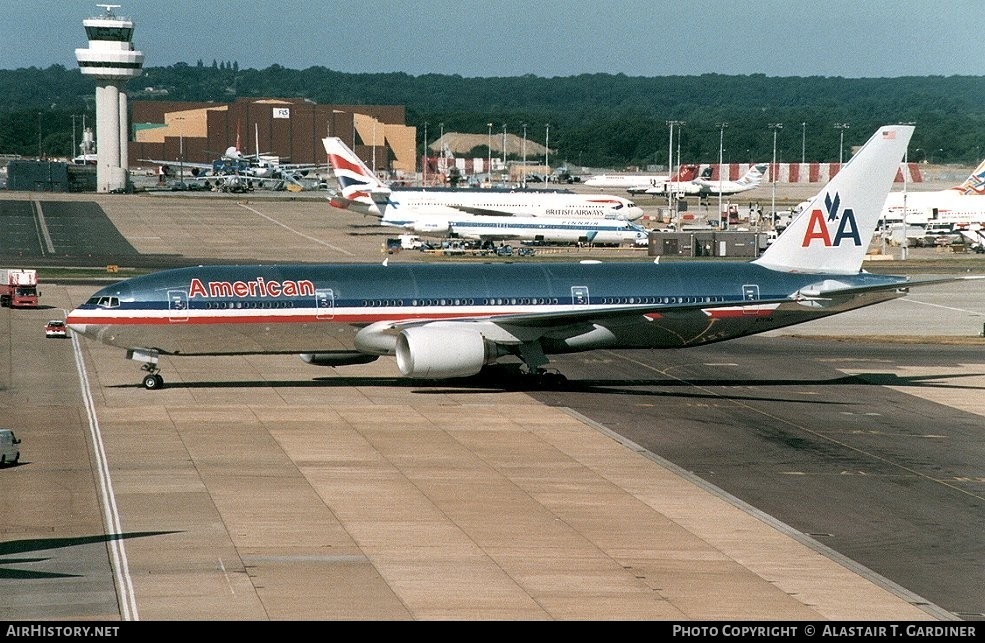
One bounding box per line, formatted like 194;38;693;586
75;4;144;193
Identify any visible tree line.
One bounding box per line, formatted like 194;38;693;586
2;64;984;168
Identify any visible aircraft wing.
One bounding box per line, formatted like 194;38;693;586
355;274;964;347
467;275;948;327
137;158;215;172
449;205;527;217
364;295;797;337
279;163;332;172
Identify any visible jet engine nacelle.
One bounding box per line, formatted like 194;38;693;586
411;219;450;235
395;326;497;378
299;352;380;367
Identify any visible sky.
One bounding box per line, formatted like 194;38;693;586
1;0;977;78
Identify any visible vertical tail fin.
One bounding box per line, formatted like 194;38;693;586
738;163;769;186
754;125;913;275
322;136;388;202
953;159;985;195
671;164;698;182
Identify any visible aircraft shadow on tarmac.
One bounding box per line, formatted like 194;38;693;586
0;531;177;579
106;367;985;402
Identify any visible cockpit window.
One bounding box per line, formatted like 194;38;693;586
86;296;120;308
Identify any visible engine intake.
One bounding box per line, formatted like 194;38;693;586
396;326;495;378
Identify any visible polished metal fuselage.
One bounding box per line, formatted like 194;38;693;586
66;262;908;357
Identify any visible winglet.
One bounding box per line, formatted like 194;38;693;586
754;125;913;275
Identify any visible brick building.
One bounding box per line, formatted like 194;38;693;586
128;98;416;177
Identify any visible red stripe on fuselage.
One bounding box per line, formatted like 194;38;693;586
704;308;775;318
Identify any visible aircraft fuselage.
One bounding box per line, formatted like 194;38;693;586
66;261;908;358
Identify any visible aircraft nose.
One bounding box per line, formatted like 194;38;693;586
64;311;88;336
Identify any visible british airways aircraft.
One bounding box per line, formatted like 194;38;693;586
67;125;956;390
664;163;770;197
324;136;646;222
394;213;649;245
882;158;985;226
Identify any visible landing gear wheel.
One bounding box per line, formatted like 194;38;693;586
541;372;568;389
530;371;567;390
142;373;164;390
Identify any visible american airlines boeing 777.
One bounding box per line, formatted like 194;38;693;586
67;125;966;390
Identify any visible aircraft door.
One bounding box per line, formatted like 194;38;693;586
742;284;760;315
315;288;335;320
571;286;590;305
168;289;188;322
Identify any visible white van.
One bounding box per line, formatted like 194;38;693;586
0;429;21;466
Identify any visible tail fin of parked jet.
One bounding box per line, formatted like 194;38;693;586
953;158;985;195
737;163;769;186
754;125;913;275
671;164;699;182
323;136;390;204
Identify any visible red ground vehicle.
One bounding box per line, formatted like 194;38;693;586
0;269;39;308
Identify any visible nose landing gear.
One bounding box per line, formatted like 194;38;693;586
128;348;164;390
141;363;164;390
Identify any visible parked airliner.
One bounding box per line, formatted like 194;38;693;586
68;125;967;390
646;163;769;197
882;159;985;225
324;137;645;221
586;165;699;195
389;212;648;245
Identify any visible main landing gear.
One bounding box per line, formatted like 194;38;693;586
516;342;568;389
529;368;568;390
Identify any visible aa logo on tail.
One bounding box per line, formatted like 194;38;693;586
800;192;861;247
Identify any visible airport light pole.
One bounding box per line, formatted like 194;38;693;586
487;123;492;186
675;122;685;228
801;122;806;164
718;122;727;228
544;123;550;183
666;120;684;229
900;134;912;260
174;115;185;185
521;123;528;187
834;123;849;166
667;121;675;222
71;114;79;160
769;123;783;228
422;121;428;186
502;124;507;164
37;112;42;159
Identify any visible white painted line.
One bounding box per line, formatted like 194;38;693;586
71;320;138;621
